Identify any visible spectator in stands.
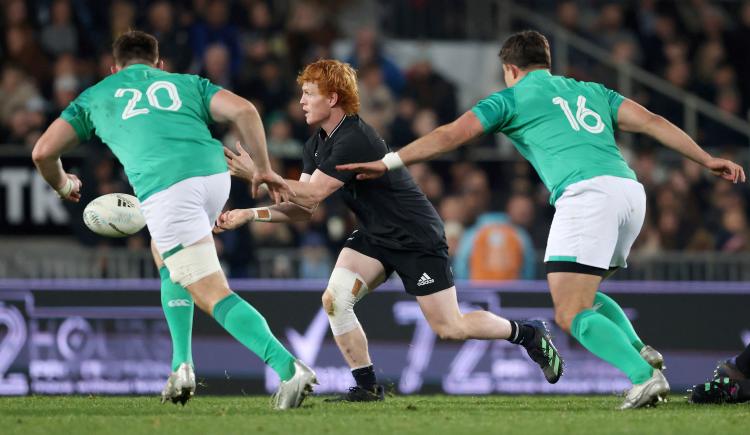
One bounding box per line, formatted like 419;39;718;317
357;62;396;137
190;0;241;74
109;0;135;44
0;64;42;141
239;57;291;115
347;27;404;96
285;0;336;74
5;25;51;85
40;0;79;57
266;113;303;159
404;58;458;125
453;192;536;281
409;163;444;205
727;0;750;112
147;0;192;73
201;43;233;89
299;232;333;279
389;97;418;146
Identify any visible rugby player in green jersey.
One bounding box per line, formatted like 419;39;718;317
338;30;746;409
31;30;316;409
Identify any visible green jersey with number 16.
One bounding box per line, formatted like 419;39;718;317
471;70;636;205
61;64;227;201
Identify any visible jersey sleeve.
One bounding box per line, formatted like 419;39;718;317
197;76;223;122
470;88;516;134
597;83;625;125
60;94;94;141
318;132;382;183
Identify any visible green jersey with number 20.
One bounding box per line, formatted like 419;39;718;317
471;70;636;205
61;64;227;200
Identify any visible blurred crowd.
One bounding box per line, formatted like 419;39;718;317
1;0;749;279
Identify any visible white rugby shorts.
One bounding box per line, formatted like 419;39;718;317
544;175;646;270
140;172;230;254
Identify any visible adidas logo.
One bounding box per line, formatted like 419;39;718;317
168;299;192;307
417;273;434;287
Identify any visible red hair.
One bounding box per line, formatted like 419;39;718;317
297;59;360;115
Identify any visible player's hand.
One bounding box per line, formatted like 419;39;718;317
705;157;746;183
213;209;254;234
335;160;388;180
56;173;82;202
224;142;255;181
252;169;293;204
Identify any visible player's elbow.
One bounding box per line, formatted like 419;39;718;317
232;101;260;122
31;139;54;164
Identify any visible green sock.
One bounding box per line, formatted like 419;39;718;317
571;309;653;384
159;266;194;372
593;292;645;351
212;293;296;381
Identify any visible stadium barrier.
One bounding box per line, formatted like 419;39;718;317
0;279;747;396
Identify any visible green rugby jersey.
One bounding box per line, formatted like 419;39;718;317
61;64;227;200
471;70;636;205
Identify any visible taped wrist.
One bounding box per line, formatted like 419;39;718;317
381;152;404;171
56;177;75;199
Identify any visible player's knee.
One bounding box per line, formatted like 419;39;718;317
163;242;222;288
324;268;369;336
321;290;335;316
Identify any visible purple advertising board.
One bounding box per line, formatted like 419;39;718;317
0;279;747;396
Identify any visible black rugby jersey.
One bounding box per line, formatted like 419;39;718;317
302;115;446;252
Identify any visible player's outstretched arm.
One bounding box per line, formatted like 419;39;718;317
213;202;314;233
224;142;342;209
209;89;293;202
336;110;485;180
284;171;344;209
617;98;746;183
31;118;83;202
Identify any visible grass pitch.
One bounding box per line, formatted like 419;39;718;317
1;395;747;435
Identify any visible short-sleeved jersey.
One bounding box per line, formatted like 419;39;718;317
61;64;227;200
471;70;636;205
303;115;447;252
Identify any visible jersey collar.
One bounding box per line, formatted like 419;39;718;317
519;69;551;85
122;63;155;71
319;114;348;141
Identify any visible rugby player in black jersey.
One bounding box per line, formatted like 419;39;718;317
215;59;563;401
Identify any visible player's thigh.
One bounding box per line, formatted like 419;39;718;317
416;286;462;329
334;247;387;288
609;179;646;268
151;240;164;269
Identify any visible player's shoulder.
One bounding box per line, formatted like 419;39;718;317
339;115;383;147
555;74;608;93
481;86;516;102
303;133;317;150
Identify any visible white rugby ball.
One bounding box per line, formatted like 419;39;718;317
83;193;146;237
